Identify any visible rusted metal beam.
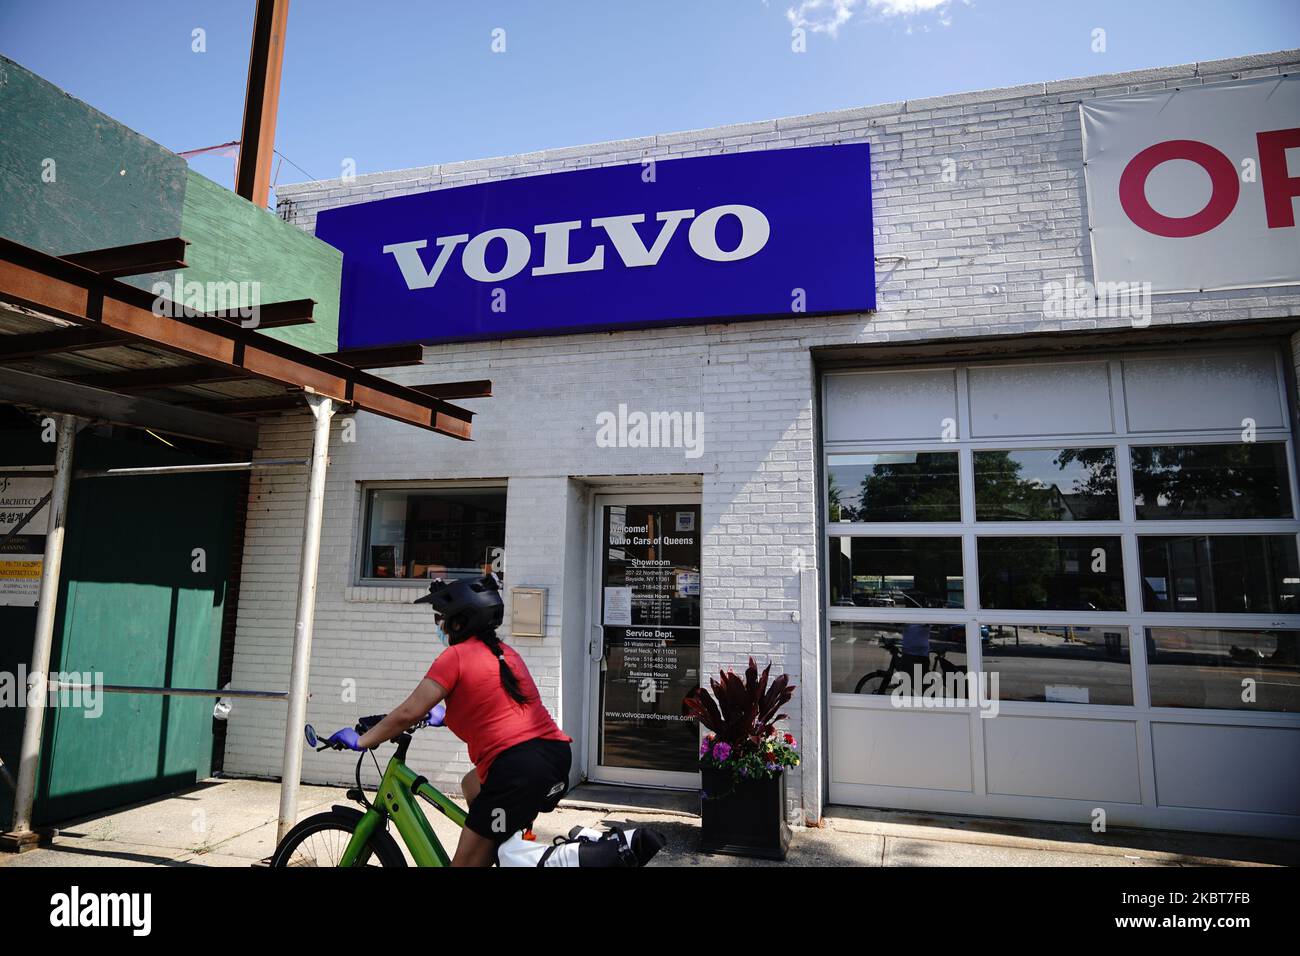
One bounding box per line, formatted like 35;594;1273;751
67;364;246;392
323;344;425;368
61;237;189;278
248;297;315;328
0;236;475;439
0;366;258;448
179;394;307;417
0;327;125;361
411;379;493;400
235;0;290;208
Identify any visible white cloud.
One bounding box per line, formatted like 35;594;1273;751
787;0;957;37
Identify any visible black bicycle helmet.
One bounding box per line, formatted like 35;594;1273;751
413;574;504;640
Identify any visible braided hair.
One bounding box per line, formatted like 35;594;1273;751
450;624;531;706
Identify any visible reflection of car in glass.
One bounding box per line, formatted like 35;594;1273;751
852;587;936;608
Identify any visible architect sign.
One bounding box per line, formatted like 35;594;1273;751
0;470;51;608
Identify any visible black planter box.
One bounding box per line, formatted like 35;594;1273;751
699;766;792;860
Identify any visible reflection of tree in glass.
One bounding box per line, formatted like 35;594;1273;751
977;449;1117;520
975;451;1051;520
1132;444;1285;518
980;536;1054;607
855;454;959;521
827;471;843;522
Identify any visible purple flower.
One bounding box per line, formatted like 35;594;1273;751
766;762;778;772
713;742;732;762
699;739;712;757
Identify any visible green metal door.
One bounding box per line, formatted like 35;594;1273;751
32;437;237;825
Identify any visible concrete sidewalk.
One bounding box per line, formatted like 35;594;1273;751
1;778;1294;868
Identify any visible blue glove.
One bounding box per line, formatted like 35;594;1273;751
426;702;447;727
326;727;364;751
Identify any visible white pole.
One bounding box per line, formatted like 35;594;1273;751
275;395;333;844
8;414;77;838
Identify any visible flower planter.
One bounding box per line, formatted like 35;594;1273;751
699;766;791;860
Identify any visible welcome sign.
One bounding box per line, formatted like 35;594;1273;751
316;144;874;349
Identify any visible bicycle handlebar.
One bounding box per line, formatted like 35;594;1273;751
304;712;437;752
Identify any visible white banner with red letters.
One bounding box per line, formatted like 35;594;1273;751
1081;75;1300;293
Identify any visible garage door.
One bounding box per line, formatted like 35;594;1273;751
821;347;1300;837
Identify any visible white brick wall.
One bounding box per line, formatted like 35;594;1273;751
229;51;1300;817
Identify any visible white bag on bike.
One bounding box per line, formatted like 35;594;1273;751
497;825;665;867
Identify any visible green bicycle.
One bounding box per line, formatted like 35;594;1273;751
271;713;465;867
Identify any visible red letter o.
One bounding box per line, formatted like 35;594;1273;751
1118;139;1239;238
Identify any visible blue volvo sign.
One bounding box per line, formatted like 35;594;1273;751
316;143;874;349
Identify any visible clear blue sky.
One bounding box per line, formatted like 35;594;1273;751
2;0;1297;204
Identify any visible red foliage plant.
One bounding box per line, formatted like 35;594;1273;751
682;657;796;751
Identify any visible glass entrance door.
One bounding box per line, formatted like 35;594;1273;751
587;495;701;788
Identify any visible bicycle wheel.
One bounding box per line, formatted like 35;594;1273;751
270;810;408;868
854;670;895;695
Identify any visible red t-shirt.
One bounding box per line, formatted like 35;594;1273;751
425;639;570;782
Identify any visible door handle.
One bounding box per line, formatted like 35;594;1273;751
589;624;604;662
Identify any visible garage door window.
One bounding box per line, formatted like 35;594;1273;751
982;624;1133;705
974;448;1118;521
829;620;968;694
828;451;960;522
1131;442;1292;519
977;536;1127;611
823;350;1300;714
829;536;964;609
1138;534;1300;613
1147;627;1300;712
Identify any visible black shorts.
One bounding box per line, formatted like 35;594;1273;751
465;738;571;843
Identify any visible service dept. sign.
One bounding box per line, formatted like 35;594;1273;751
1081;75;1300;293
316;144;874;348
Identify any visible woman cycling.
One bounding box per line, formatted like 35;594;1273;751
326;574;571;867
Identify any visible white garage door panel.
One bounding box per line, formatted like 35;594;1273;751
830;705;972;791
1152;722;1300;815
824;345;1300;837
1122;353;1284;432
985;716;1142;804
824;369;957;442
968;362;1113;437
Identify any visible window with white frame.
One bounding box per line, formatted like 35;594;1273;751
358;484;506;584
822;349;1300;713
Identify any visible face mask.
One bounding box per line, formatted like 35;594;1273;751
434;618;449;646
